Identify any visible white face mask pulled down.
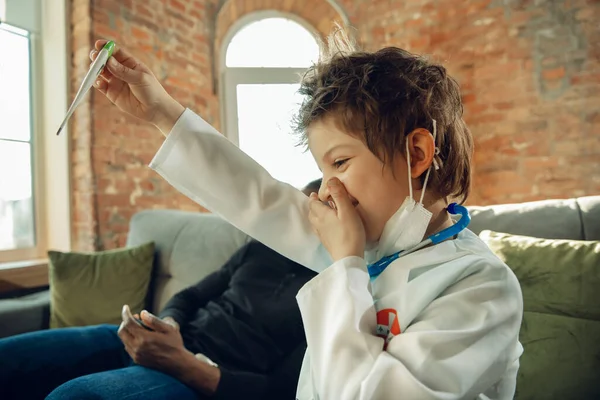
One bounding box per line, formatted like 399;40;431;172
370;120;441;262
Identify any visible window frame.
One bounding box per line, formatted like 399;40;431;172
0;0;70;265
219;11;321;145
0;23;45;262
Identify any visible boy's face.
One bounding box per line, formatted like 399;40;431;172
307;115;411;245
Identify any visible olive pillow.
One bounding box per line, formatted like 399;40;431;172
479;230;600;400
48;242;155;328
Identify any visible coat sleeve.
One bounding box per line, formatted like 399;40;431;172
296;256;523;400
149;108;332;272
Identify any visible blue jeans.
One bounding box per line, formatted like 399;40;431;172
0;324;199;399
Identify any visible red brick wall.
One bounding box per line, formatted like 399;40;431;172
70;0;96;252
70;0;215;251
69;0;599;250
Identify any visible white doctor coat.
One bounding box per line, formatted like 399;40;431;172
149;109;524;400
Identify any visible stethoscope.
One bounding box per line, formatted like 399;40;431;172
367;202;471;279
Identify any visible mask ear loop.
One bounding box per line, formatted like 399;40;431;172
405;138;413;201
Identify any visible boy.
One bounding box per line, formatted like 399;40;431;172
91;28;523;399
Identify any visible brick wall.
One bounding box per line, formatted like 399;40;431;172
69;0;599;250
70;0;217;251
70;0;96;252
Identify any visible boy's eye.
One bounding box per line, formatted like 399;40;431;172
333;159;348;169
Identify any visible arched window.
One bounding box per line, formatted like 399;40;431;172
222;15;321;189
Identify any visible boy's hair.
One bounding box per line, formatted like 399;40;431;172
293;28;473;203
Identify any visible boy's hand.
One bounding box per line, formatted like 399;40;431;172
90;40;184;134
308;178;365;261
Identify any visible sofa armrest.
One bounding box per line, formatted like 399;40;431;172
0;289;50;338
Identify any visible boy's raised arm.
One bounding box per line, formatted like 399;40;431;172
150;108;332;272
89;41;331;272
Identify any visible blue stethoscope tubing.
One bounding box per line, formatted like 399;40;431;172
367;203;471;279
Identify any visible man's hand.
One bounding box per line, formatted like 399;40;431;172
161;316;180;330
118;306;188;374
308;178;366;261
119;306;221;395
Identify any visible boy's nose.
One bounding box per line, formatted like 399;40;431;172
318;180;331;203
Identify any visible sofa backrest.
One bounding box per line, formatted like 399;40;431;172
466;196;600;240
126;196;600;313
126;210;250;313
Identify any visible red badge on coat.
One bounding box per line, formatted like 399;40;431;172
376;308;401;350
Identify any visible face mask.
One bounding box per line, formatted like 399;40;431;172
373;120;439;260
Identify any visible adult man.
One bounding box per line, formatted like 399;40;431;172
0;179;321;400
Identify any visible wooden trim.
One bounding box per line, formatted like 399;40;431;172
0;259;48;293
0;247;44;264
40;0;72;253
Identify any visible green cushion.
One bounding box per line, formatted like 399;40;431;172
48;242;155;328
479;231;600;400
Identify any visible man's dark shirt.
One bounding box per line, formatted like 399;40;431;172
159;240;316;399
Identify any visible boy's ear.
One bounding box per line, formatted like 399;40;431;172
406;128;435;179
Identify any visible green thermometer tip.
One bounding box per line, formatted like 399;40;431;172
104;40;115;58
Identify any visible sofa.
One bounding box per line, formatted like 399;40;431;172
1;195;599;397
